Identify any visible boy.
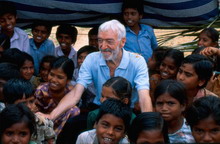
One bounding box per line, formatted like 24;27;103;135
0;1;29;53
76;98;131;144
3;78;56;144
122;0;158;62
29;21;55;75
55;24;78;68
88;26;99;50
177;54;217;105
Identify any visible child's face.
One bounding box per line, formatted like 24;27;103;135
89;35;98;48
96;114;125;144
15;96;38;113
192;116;220;143
40;62;51;82
198;32;217;47
32;26;49;45
159;57;178;80
20;60;34;80
100;86;120;103
0;13;16;34
57;34;73;51
155;93;185;122
48;68;68;92
123;8;142;27
177;63;205;90
136;129;165;144
77;52;88;67
147;55;157;71
1;122;31;144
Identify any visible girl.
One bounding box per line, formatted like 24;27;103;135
154;79;195;143
128;112;169;144
35;56;80;136
150;48;184;101
87;76;135;130
0;103;36;144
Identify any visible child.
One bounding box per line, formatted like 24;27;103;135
0;33;10;57
29;21;55;75
185;96;220;143
128;112;169;144
0;103;36;144
20;52;35;81
122;0;158;62
87;76;135;130
0;1;29;53
55;24;78;68
35;56;80;135
154;79;195;143
177;54;216;105
76;98;131;144
3;78;56;144
88;27;99;50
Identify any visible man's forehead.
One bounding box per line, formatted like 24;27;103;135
98;30;118;38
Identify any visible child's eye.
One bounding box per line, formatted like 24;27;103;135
57;75;65;79
211;128;220;134
156;102;163;106
101;122;108;128
167;102;175;106
115;127;123;132
5;131;13;136
194;128;204;134
20;132;28;137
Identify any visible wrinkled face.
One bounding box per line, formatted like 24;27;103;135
89;35;98;48
137;129;165;144
197;33;217;47
192;116;220;143
98;30;124;61
177;63;204;90
96;114;125;144
48;68;68;92
32;26;49;45
57;34;73;51
1;122;31;144
15;96;38;113
159;57;178;80
20;60;34;80
0;13;16;35
155;93;185;122
39;62;51;82
123;8;142;27
77;52;88;68
100;86;119;103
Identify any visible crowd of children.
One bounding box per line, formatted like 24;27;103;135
0;0;220;144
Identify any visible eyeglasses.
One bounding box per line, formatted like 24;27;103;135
98;38;116;45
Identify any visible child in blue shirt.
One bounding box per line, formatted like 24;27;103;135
29;21;55;75
122;0;157;62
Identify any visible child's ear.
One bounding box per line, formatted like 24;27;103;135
122;98;129;105
198;79;206;87
181;104;186;112
139;14;143;20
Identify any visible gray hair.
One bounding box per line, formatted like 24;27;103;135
98;19;126;40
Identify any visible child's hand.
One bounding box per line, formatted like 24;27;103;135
200;47;219;56
36;111;53;120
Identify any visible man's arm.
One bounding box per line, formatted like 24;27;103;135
138;89;153;112
49;84;84;120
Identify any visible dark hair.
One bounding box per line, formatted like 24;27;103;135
20;52;34;68
3;78;34;104
200;28;219;45
88;27;99;37
31;21;53;36
103;76;132;106
0;33;10;51
185;96;220;128
96;98;132;132
0;63;20;81
39;55;56;71
0;1;17;17
77;45;98;58
0;48;23;67
154;79;187;106
162;48;184;69
122;0;144;15
151;47;167;71
51;56;74;79
128;112;169;143
182;54;213;88
56;24;78;44
0;103;36;137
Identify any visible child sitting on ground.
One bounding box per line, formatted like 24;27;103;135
76;98;132;144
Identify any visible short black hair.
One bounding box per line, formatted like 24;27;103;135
96;98;132;133
0;1;17;17
20;52;34;68
77;45;98;58
31;21;53;36
0;63;20;81
185;96;220;128
0;103;36;137
39;55;56;71
200;27;219;43
88;27;99;37
3;78;34;104
56;24;78;44
0;48;23;67
128;112;169;143
122;0;144;15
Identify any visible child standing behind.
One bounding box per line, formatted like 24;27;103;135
154;79;195;143
122;0;158;62
29;22;55;75
0;1;29;53
55;24;78;68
